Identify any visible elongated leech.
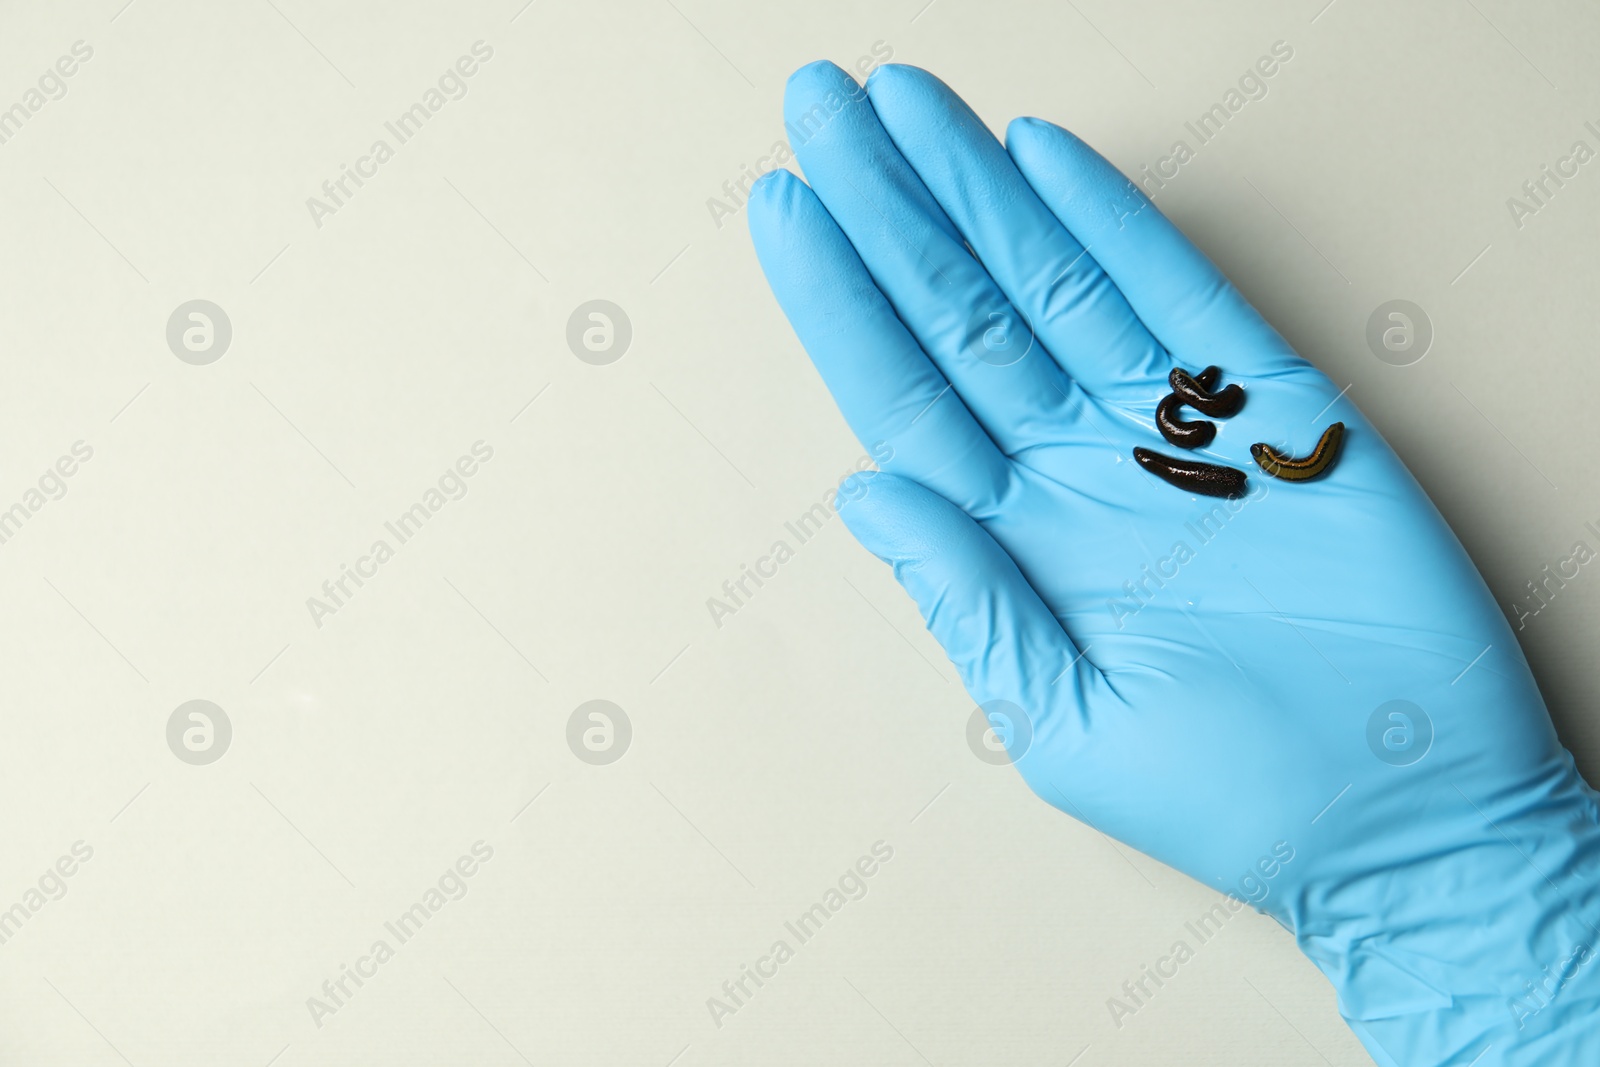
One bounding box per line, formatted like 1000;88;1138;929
1156;394;1216;448
1169;366;1244;418
1133;447;1247;498
1251;422;1345;481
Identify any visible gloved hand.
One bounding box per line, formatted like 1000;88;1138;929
748;61;1600;1066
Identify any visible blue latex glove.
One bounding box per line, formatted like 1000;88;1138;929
748;61;1600;1066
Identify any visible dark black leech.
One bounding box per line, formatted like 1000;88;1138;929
1133;447;1248;498
1156;393;1216;448
1169;366;1244;419
1156;366;1224;449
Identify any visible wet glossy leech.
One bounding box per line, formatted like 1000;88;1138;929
1133;447;1247;498
1157;367;1235;450
1251;422;1345;482
1168;366;1245;419
1156;394;1216;448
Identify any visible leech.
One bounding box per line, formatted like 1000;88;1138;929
1169;366;1244;419
1156;366;1226;449
1251;422;1345;481
1156;393;1216;448
1133;447;1248;498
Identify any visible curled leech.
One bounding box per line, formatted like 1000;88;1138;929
1157;366;1232;450
1156;394;1216;448
1251;422;1345;482
1133;447;1247;498
1168;366;1244;419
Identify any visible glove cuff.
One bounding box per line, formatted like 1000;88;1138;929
1291;758;1600;1066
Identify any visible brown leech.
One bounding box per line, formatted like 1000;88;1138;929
1251;422;1345;481
1133;447;1247;498
1169;366;1244;419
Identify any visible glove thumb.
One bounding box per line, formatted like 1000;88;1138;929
837;470;1101;761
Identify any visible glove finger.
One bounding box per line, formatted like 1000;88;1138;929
1006;116;1307;379
783;61;1080;458
866;64;1171;399
838;470;1106;758
748;168;1013;516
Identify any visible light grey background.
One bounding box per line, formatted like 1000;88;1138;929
0;0;1595;1064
